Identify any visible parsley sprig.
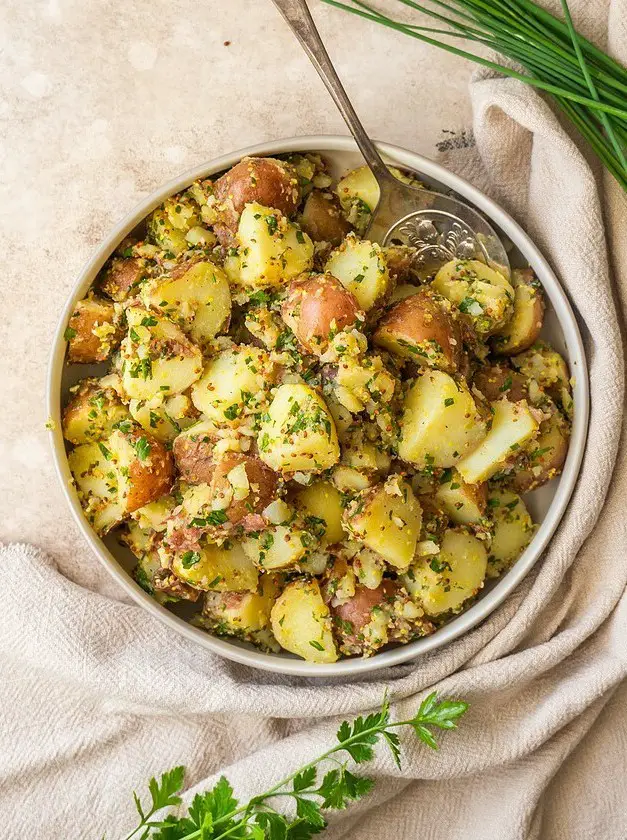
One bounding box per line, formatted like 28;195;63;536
123;692;467;839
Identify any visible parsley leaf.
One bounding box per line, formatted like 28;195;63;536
133;437;151;461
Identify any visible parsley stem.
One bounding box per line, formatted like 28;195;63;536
173;711;451;840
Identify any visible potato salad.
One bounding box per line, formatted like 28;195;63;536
62;153;573;663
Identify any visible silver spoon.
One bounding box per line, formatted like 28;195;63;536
271;0;510;276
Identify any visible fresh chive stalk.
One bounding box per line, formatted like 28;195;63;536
320;0;627;191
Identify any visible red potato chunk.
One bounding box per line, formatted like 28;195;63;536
172;425;220;485
299;190;352;246
492;268;545;355
373;288;463;372
473;364;529;403
208;452;279;525
281;273;363;355
120;429;175;513
332;580;399;636
213;157;301;245
100;256;148;302
508;411;570;493
66;297;122;363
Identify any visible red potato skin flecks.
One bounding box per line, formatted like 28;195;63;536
473;364;529;403
172;433;219;485
66;298;122;363
332;580;399;636
373;288;463;373
299;190;352;246
281;273;363;356
209;452;278;525
213;157;301;245
125;431;175;513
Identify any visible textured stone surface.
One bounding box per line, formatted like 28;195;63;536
0;0;471;595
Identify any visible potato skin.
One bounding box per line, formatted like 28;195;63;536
100;257;147;302
492;268;545;355
473;364;528;403
124;429;175;513
62;377;129;445
209;452;278;525
299;190;352;246
373;288;463;372
509;412;569;493
331;580;398;635
281;273;362;355
213;157;301;244
66;298;122;363
172;425;219;485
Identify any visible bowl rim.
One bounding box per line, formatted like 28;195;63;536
46;134;589;677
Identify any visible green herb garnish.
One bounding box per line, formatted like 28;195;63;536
120;692;468;840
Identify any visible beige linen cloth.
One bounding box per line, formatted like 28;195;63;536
2;5;627;840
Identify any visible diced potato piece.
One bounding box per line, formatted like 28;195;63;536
213;156;301;244
147;196;200;254
299;190;352;245
65;297;122;363
142;261;231;345
511;341;570;394
202;576;280;646
129;393;197;443
191;346;275;426
120;307;203;401
68;441;126;535
270;579;338;663
100;256;148;302
345;477;422;570
487;490;535;578
398;370;488;469
172;538;259;591
432;258;514;335
473;364;529;403
242;523;313;570
509;409;570;493
492;268;544;354
172;419;220;484
62;377;130;445
108;427;174;514
373;288;463;372
234;202;313;289
281;273;362;355
457;399;539;484
336;165;381;219
334;354;397;413
335;165;421;232
209;452;278;525
402;529;487;616
257;383;340;474
292;480;347;545
435;470;487;525
325;234;392;311
131;494;177;532
331;465;375;493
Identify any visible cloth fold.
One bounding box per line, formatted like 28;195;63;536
2;0;627;836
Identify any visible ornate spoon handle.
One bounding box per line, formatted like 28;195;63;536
271;0;394;186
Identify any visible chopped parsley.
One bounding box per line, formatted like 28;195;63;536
180;550;201;569
133;437;151;461
98;442;113;461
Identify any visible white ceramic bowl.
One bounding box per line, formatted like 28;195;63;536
47;135;589;676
